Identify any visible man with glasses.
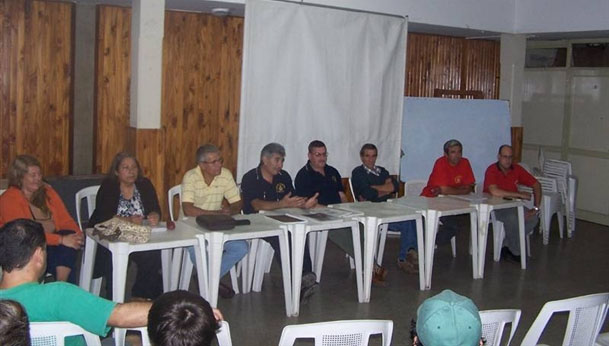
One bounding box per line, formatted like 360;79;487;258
181;144;249;298
483;144;541;263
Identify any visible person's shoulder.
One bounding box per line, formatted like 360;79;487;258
0;186;21;199
352;165;364;175
326;164;341;176
219;167;235;180
240;168;258;185
485;162;498;172
278;169;292;181
460;157;472;166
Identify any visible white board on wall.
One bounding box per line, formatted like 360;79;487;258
400;97;511;185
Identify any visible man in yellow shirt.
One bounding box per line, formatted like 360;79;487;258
181;144;249;298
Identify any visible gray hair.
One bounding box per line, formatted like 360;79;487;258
196;144;220;163
443;139;462;154
260;143;285;161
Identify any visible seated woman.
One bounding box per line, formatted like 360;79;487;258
88;152;163;300
0;155;83;282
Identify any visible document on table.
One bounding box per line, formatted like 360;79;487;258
265;214;305;224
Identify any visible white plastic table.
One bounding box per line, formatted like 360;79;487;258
79;223;204;346
329;201;425;295
268;207;363;316
391;196;479;289
179;214;294;316
449;193;526;276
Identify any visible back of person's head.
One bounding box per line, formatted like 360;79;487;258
0;300;31;346
148;290;220;346
0;219;46;273
415;289;482;346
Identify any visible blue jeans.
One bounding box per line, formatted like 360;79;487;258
389;220;418;260
188;240;249;277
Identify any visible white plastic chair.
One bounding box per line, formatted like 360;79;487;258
168;184;241;294
75;185;103;296
278;320;393;346
535;176;565;245
543;159;576;237
217;321;233;346
0;188;6;195
521;292;609;346
479;309;521;346
30;321;101;346
491;211;532;261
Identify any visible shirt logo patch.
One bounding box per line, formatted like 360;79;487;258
454;175;463;184
276;183;286;194
331;176;337;183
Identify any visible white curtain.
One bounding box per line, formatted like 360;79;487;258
237;0;407;181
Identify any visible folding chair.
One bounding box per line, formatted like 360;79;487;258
278;320;393;346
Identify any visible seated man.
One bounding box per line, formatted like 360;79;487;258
484;144;541;263
351;143;419;277
148;290;223;346
411;289;483;346
181;144;249;298
0;219;151;346
241;142;318;301
0;299;30;346
421;139;476;244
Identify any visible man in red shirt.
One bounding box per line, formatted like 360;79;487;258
421;139;476;244
484;145;541;262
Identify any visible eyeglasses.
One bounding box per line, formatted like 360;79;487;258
311;152;328;158
201;158;224;165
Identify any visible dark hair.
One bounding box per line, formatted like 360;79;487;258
359;143;377;156
8;155;49;215
260;143;286;161
308;140;326;153
107;152;142;181
498;144;512;155
0;300;30;346
443;139;462;154
148;290;220;346
0;219;46;272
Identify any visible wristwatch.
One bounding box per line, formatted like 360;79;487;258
532;206;540;211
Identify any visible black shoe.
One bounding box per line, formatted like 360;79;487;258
501;247;521;264
218;282;235;299
300;282;318;304
301;272;317;289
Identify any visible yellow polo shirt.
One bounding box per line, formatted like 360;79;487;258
181;167;241;210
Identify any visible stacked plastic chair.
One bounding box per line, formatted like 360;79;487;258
542;159;576;237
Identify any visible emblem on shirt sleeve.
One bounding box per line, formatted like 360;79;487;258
276;183;286;193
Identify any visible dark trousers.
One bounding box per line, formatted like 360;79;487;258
264;235;313;274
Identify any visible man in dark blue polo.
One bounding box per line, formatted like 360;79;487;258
241;142;319;301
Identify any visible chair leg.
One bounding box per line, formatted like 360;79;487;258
229;266;239;294
252;242;272;292
376;225;388;266
179;255;194;290
91;277;102;296
493;222;505;262
526;233;532;257
451;237;457;258
557;211;564;239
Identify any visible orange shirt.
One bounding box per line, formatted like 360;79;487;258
0;186;81;245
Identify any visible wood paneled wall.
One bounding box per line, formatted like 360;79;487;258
0;0;73;177
95;7;243;216
406;33;500;99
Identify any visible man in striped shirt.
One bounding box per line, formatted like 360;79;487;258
181;144;249;298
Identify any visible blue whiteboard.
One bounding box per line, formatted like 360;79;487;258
400;97;511;184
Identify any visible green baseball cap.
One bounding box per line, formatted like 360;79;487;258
416;290;481;346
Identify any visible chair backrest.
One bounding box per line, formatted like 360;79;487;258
30;321;101;346
168;184;182;221
348;178;358;203
75;185;100;230
0;188;6;195
217;321;233;346
404;179;427;197
278;320;393;346
521;292;609;346
479;309;521;346
535;176;559;194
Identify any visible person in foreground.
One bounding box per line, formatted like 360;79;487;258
484;145;541;263
351;143;419;279
421;139;476;245
0;155;83;282
148;290;223;346
88;152;163;300
0;299;30;346
241;142;319;302
181;144;249;298
0;219;151;346
411;289;484;346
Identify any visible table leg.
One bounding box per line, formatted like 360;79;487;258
79;235;97;292
242;239;259;294
350;222;364;302
161;249;171;292
170;248;184;291
415;216;425;291
313;230;329;282
470;211;479;279
277;227;293;317
289;223;308;317
518;205;527;269
424;211;439;290
206;233;225;308
110;243;129;346
194;236;209;300
308;232;317;270
362;216;379;302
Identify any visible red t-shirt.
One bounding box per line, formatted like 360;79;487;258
421;156;475;197
483;162;537;193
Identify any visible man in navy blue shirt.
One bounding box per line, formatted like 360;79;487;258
241;143;318;301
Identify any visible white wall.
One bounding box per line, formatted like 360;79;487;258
514;0;609;33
